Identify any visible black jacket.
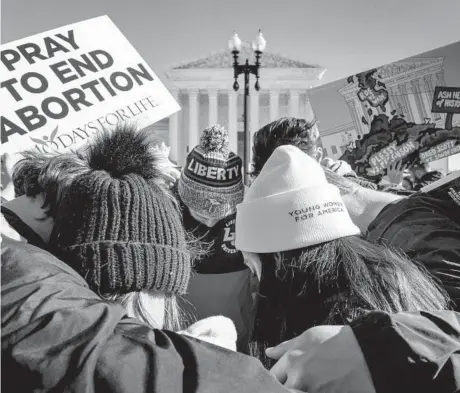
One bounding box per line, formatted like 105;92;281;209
351;310;460;393
367;192;460;309
2;236;460;392
1;236;288;393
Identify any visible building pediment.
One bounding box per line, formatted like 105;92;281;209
378;57;444;79
171;42;321;70
339;57;444;96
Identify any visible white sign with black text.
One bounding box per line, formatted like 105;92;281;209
1;15;180;160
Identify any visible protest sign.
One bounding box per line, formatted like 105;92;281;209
420;169;460;207
419;139;460;164
309;41;460;181
432;86;460;114
1;15;180;162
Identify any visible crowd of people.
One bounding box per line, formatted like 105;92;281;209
2;116;460;393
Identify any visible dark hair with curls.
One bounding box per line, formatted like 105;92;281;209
251;117;319;178
12;149;89;218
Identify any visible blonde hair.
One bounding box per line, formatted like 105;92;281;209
105;291;194;331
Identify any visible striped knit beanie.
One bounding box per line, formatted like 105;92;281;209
49;124;191;295
178;124;244;218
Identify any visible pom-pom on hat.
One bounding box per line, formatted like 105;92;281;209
49;124;191;295
235;145;361;253
178;124;244;219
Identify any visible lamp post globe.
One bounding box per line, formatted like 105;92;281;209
252;30;267;53
229;30;266;185
229;31;242;52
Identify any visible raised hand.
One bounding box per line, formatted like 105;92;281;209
387;160;406;186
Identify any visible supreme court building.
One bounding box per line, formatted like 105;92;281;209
159;42;326;165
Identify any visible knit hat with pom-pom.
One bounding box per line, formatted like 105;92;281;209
49;124;191;296
178;124;244;219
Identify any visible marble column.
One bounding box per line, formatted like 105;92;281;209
289;90;300;118
397;83;413;122
354;99;370;132
250;92;260;160
269;90;280;121
208;89;218;126
424;74;435;93
168;88;179;164
406;81;422;123
188;89;199;152
304;91;315;122
390;86;405;116
347;100;364;136
387;86;398;114
227;90;238;153
418;76;434;121
411;78;427;120
424;74;437;116
435;71;446;87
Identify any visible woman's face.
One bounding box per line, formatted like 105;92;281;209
189;209;223;228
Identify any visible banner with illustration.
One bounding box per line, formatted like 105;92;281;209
1;15;180;162
309;41;460;181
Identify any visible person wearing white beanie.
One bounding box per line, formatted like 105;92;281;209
237;145;361;253
235;145;449;368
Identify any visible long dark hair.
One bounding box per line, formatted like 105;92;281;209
249;235;450;368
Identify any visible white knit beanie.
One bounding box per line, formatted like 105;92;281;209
235;145;361;253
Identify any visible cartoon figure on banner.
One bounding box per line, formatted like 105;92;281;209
347;69;389;114
340;131;355;152
346;139;358;153
340;111;460;181
340;131;354;146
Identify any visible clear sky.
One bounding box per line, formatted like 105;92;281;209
2;0;460;85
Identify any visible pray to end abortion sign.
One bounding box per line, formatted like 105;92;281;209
0;15;180;160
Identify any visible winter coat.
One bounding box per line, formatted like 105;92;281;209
349;310;460;393
1;235;286;393
367;192;460;309
2;219;460;393
180;206;256;353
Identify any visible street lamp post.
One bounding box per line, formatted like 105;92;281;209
228;30;266;185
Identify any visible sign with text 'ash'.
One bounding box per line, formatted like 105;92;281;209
432;86;460;114
1;15;180;160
